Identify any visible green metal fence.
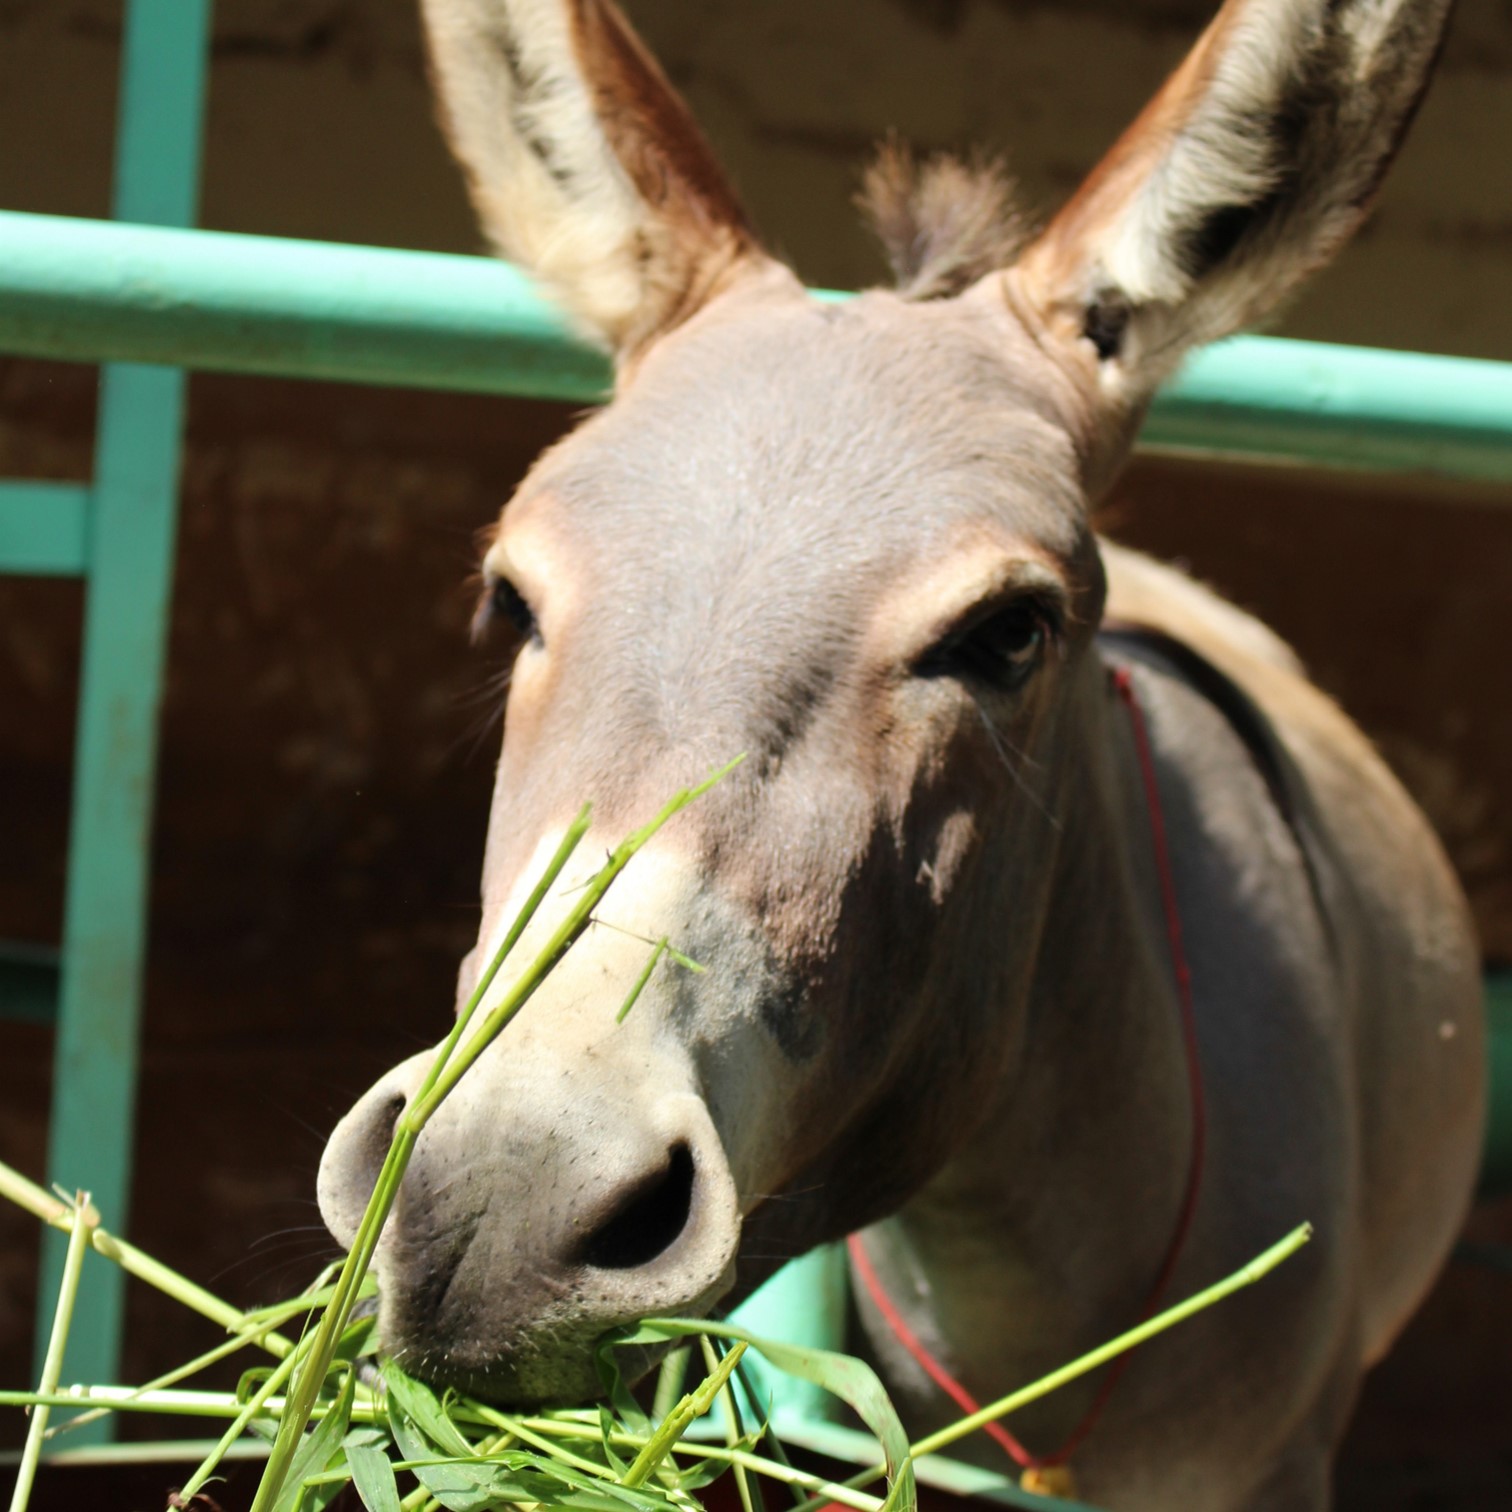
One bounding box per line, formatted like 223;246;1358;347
4;209;1512;483
1;0;1509;1427
0;0;212;1423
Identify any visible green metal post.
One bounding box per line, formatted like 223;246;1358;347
727;1244;850;1427
35;0;212;1411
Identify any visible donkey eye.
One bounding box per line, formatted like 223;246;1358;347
473;574;541;647
921;602;1052;691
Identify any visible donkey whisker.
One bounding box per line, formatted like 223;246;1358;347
975;704;1063;832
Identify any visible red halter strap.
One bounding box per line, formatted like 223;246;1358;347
849;664;1208;1475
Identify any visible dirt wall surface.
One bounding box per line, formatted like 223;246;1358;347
1;1;1510;1503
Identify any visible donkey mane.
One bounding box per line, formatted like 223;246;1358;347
859;140;1028;300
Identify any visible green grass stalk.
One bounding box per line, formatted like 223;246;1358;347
469;1417;613;1480
8;1191;93;1512
787;1223;1313;1512
651;1346;692;1424
45;1288;329;1440
700;1334;761;1512
174;1341;311;1502
913;1223;1311;1460
412;758;742;1124
0;1159;295;1361
617;936;669;1023
249;758;743;1512
397;1480;435;1512
422;806;593;1093
0;1387;376;1422
623;1341;746;1488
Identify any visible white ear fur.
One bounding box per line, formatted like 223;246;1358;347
1015;0;1453;390
1095;0;1323;310
422;0;758;355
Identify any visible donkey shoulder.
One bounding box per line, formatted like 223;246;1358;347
1101;537;1483;1363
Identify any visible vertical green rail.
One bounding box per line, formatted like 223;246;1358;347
35;0;212;1412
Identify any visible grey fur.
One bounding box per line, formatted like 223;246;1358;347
319;4;1481;1507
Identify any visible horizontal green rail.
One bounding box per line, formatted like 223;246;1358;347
0;211;604;404
3;210;1512;484
0;482;89;576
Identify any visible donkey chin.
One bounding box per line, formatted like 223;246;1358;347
317;1053;744;1407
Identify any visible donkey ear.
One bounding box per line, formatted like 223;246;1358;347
1012;0;1452;395
421;0;763;358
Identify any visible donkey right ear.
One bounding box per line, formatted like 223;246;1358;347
421;0;765;360
1010;0;1453;404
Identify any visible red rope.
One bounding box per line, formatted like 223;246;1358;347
849;664;1208;1474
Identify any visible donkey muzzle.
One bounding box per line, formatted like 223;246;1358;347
317;1043;741;1404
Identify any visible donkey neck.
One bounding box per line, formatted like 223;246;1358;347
858;653;1199;1424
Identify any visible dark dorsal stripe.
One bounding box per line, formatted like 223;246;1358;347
1097;621;1335;944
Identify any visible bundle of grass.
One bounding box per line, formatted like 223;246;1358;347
2;760;1309;1512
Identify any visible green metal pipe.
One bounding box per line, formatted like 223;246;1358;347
1142;337;1512;484
3;210;1512;482
0;211;608;405
33;0;214;1424
0;483;89;576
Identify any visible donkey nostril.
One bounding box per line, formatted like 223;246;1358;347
320;1084;416;1251
348;1091;408;1199
371;1091;406;1154
580;1144;696;1271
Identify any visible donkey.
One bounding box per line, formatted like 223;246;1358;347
317;1;1486;1505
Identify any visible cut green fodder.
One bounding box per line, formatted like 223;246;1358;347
2;1176;1309;1512
2;759;1311;1512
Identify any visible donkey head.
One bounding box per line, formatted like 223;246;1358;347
319;0;1451;1404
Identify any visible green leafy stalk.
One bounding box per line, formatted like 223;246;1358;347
246;811;589;1512
701;1335;762;1512
0;1386;380;1421
0;1159;295;1360
250;757;743;1512
422;806;595;1093
650;1347;691;1424
619;1316;914;1512
786;1223;1314;1512
923;1224;1311;1456
617;937;669;1023
413;756;743;1124
622;1342;747;1488
494;1410;882;1511
46;1287;331;1439
8;1190;93;1512
176;1338;311;1501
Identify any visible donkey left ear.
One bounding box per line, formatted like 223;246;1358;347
1010;0;1452;399
422;0;765;360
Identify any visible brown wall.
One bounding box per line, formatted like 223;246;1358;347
1;1;1510;1501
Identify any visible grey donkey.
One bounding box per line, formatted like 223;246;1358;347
317;1;1485;1506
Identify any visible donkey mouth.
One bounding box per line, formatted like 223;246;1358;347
378;1284;727;1411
